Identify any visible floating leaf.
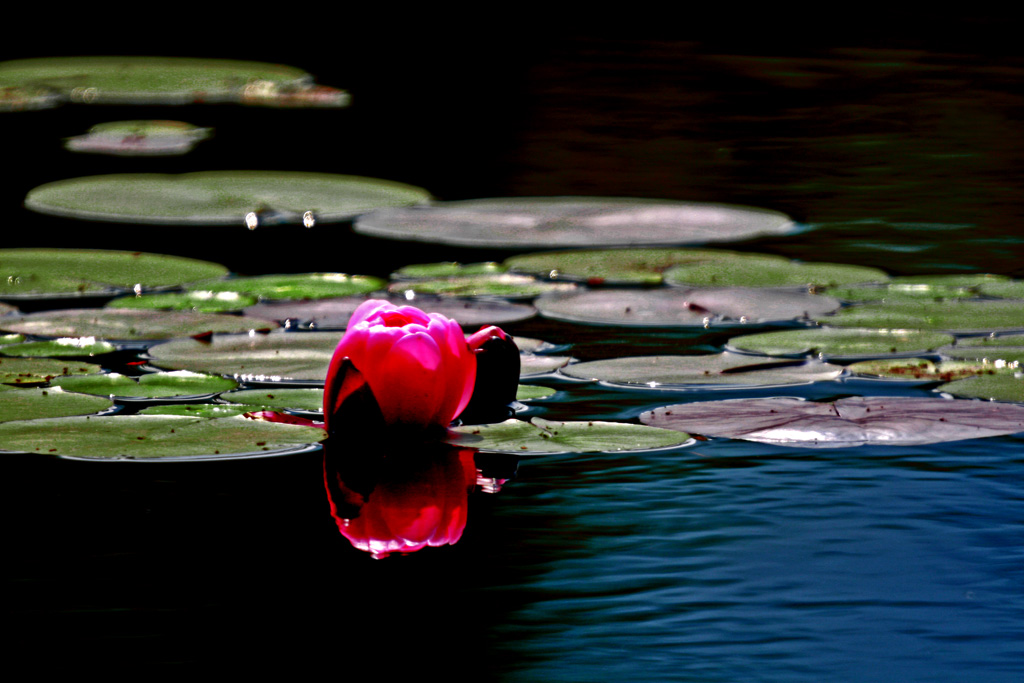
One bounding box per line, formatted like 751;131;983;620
190;273;385;300
138;404;263;418
826;274;1011;302
0;337;116;358
0;357;102;385
640;396;1024;447
65;120;212;156
105;291;258;313
147;331;339;381
224;388;324;412
940;346;1024;365
846;358;996;382
52;371;237;399
0;303;16;316
938;373;1024;402
0;414;326;459
729;327;954;359
25;172;431;225
0;309;276;341
536;288;839;327
0;249;228;298
0;334;25;345
392;262;507;279
516;385;556;400
665;252;886;288
506;248;710;285
945;333;1024;350
0;385;112;422
520;354;573;376
387;274;574;299
561;353;842;387
821;299;1024;333
355;198;795;248
446;417;690;454
244;295;536;329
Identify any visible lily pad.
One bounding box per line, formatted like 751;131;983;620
0;334;25;345
520;354;573;376
0;357;102;385
65;120;212;156
0;337;116;358
392;262;507;279
138;404;263;418
561;353;843;387
516;385;556;400
946;333;1024;349
224;388;324;412
846;358;997;382
0;385;113;422
940;346;1024;365
190;273;386;300
0;56;318;106
729;327;954;359
0;249;228;298
51;371;238;399
243;295;536;329
535;288;839;327
820;299;1024;334
386;274;574;299
25;172;431;225
0;303;16;316
664;253;887;288
826;274;1012;303
0;414;327;459
105;291;258;313
938;373;1024;402
355;198;795;248
446;417;691;454
640;396;1024;448
147;331;339;381
506;248;711;285
0;309;277;341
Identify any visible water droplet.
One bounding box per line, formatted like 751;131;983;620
245;212;258;230
404;289;416;301
303;211;316;228
133;283;143;297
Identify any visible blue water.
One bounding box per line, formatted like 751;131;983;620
4;31;1024;679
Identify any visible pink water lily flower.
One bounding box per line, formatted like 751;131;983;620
323;300;478;432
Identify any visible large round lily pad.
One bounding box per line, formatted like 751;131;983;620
729;327;955;359
0;57;314;106
0;414;326;459
386;274;575;299
561;353;843;387
506;248;713;285
825;274;1017;303
190;273;386;300
536;288;839;327
65;120;212;156
25;172;431;225
0;249;228;298
244;295;536;329
0;357;102;385
392;262;507;279
446;417;691;454
640;396;1024;448
0;309;277;341
664;253;887;288
225;388;324;412
0;385;113;422
819;299;1024;334
105;291;258;313
0;337;116;358
51;371;238;399
938;373;1024;402
147;331;339;381
355;198;796;248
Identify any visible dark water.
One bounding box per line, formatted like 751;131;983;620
4;31;1024;679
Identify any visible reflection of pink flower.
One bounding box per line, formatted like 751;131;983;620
323;300;477;432
325;447;478;559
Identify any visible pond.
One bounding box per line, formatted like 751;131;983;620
3;33;1023;680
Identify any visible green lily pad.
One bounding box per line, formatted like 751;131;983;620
820;299;1024;334
25;172;431;225
446;417;691;454
0;337;116;357
0;357;102;385
516;385;556;400
0;385;113;422
138;404;264;418
846;358;998;382
105;290;258;313
826;274;1016;303
640;396;1024;448
0;57;318;106
0;334;25;345
51;371;238;399
356;198;795;248
947;333;1024;349
536;288;839;327
224;388;324;412
392;262;507;279
977;280;1024;299
0;414;327;459
147;331;339;381
729;327;955;359
506;248;708;285
940;346;1024;365
0;309;277;341
938;373;1024;402
561;352;843;387
190;273;386;300
0;249;228;298
665;253;887;288
65;120;212;156
386;274;574;299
